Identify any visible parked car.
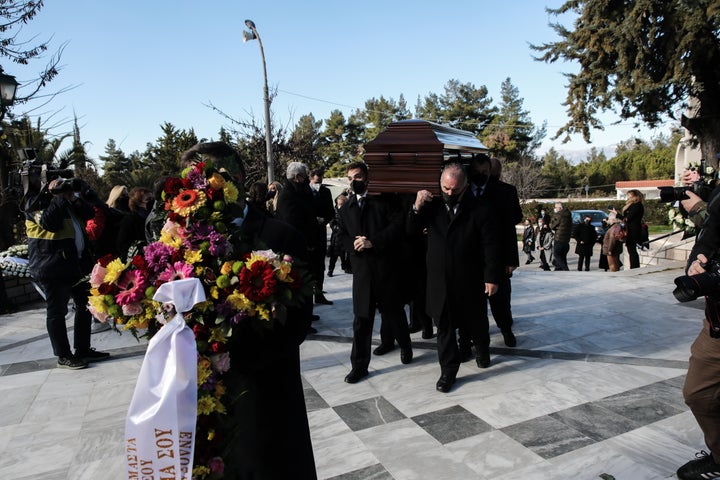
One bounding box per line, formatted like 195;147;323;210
571;209;609;243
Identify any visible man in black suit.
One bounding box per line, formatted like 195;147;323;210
338;161;413;383
179;142;317;479
309;169;335;305
477;157;523;347
409;162;501;393
275;161;321;331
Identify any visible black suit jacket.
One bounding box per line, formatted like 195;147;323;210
480;179;523;268
337;193;405;317
408;193;502;324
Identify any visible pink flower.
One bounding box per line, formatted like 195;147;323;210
88;304;110;323
89;263;107;288
210;352;231;373
158;261;195;283
115;270;149;306
208;457;224;475
121;302;144;316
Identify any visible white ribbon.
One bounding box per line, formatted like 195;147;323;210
125;278;205;480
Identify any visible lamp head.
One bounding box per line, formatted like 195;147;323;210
242;30;257;43
244;19;256;29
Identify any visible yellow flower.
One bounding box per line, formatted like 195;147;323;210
227;292;254;313
103;258;128;284
208;172;226;190
276;262;292;282
198;356;212;385
207;429;215;441
193;466;210;479
220;261;233;275
184;249;203;264
214;381;226;398
208;327;227;344
87;295;108;313
159;229;183;249
223;182;239;203
210;286;219;300
256;304;270;322
197;395;214;415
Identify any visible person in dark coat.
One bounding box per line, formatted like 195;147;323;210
25;178;110;369
179;142;317;480
549;202;572;270
522;218;536;264
408;162;501;393
467;155;522;349
574;213;596;271
327;193;351;276
275;162;321;331
116;187;152;261
615;189;645;269
309;169;335;305
338;161;413;383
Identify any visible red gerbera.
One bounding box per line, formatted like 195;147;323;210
98;254;115;267
238;261;277;302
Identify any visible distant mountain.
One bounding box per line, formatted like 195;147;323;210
554;145;618;164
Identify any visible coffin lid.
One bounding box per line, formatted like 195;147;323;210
363;119;488;154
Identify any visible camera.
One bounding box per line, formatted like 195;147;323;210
48;177;82;194
673;258;720;302
674;257;720;338
658;183;714;203
659;159;717;203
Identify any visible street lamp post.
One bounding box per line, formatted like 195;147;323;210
0;68;18;190
242;19;275;184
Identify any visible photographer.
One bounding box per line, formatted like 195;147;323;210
676;174;720;478
25;177;109;370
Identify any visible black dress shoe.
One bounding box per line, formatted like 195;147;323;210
373;343;395;356
476;351;491;368
344;369;369;384
459;345;473;362
400;348;413;364
408;322;422;334
315;295;334;305
421;327;434;339
307;326;318;334
311;314;320;322
327;271;334;277
502;330;517;347
436;373;456;393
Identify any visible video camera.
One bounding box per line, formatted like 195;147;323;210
20;159;77;211
659;159;717;203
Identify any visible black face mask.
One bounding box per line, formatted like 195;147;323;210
351;179;367;195
266;190;276;201
471;173;489;186
442;191;461;209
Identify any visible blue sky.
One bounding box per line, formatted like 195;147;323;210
14;0;673;162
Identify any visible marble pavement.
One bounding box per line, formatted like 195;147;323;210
0;255;709;479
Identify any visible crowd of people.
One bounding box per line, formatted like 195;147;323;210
17;143;720;479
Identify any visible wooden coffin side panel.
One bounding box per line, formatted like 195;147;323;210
365;151;442;195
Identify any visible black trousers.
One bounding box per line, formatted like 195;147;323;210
626;241;640;269
442;300;489;373
351;306;409;371
552;240;570;270
488;275;513;332
577;254;591;271
39;278;91;358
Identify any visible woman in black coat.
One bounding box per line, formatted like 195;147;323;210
618;189;645;269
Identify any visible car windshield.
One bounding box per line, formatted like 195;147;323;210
572;211;607;223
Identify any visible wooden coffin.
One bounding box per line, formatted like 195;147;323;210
363;119;488;195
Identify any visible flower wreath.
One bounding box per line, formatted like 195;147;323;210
87;160;312;479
